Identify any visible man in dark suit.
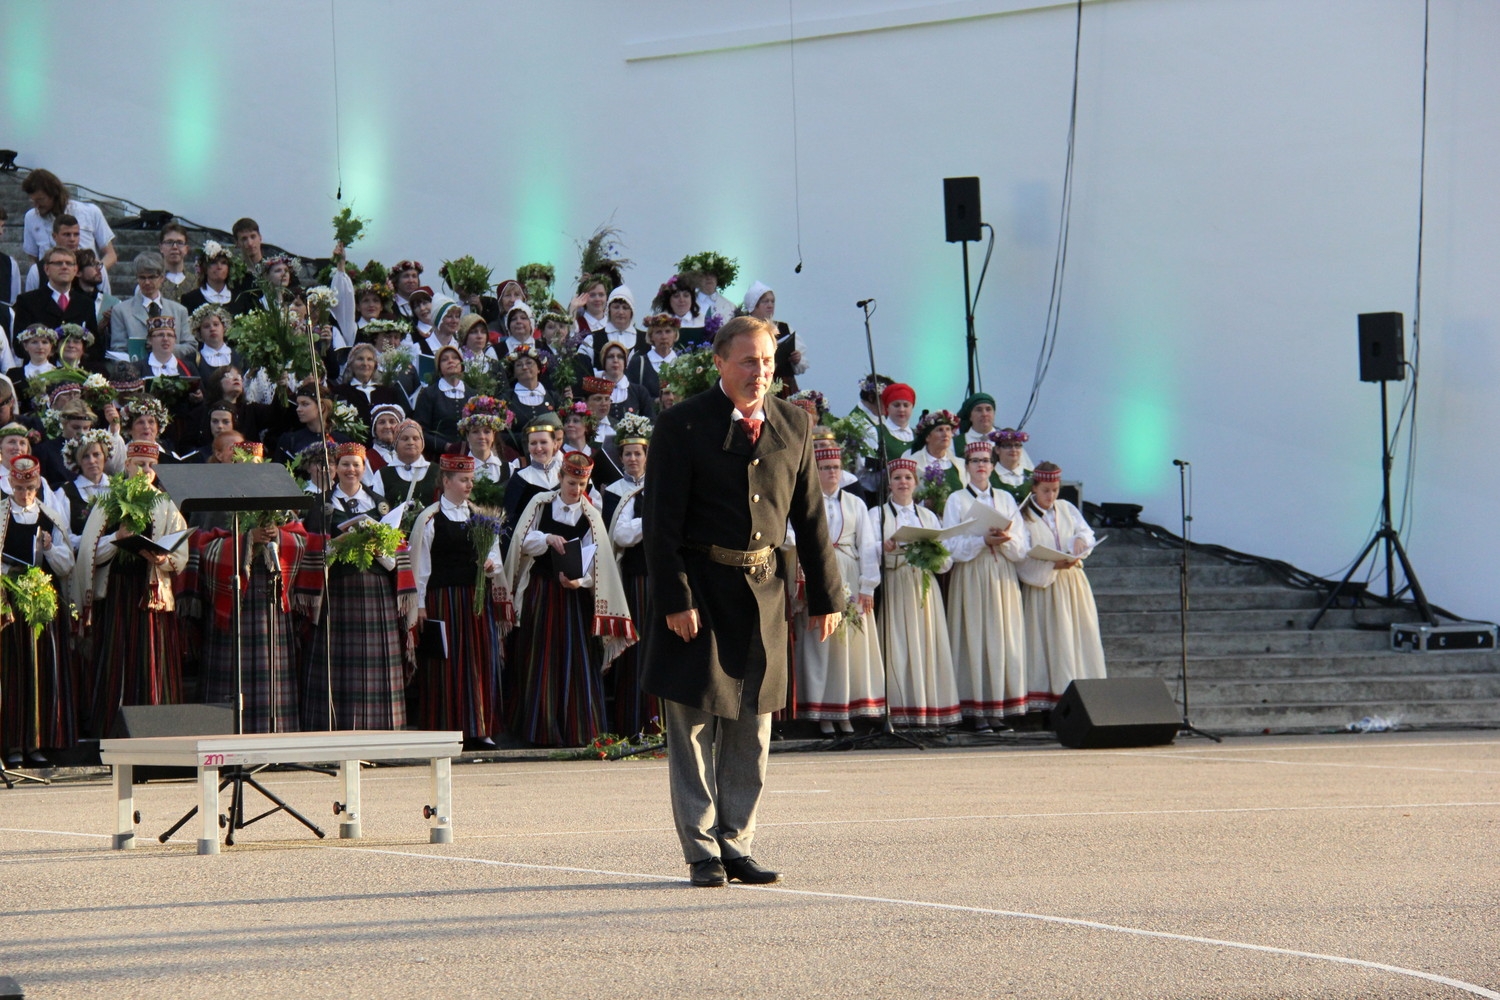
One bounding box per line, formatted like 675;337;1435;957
641;316;842;888
12;246;100;356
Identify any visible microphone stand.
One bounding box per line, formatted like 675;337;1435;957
832;300;923;752
1174;460;1220;743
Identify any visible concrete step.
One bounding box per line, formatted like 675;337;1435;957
1079;539;1187;567
1191;700;1500;734
1093;587;1327;613
1103;628;1393;657
1190;673;1500;704
1108;649;1500;680
1086;563;1277;589
1099;605;1414;633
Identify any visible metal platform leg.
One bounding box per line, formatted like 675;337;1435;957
429;757;452;844
198;766;220;855
112;764;135;850
339;760;362;839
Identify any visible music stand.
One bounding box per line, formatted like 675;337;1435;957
150;464;325;846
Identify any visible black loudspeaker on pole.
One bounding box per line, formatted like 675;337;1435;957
943;177;983;397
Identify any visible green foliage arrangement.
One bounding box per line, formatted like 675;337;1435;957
101;471;162;535
327;521;405;572
332;206;369;248
439;256;494;298
902;538;949;606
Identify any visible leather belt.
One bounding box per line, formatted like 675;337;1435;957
690;543;775;568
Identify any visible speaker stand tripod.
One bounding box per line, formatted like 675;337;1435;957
1310;380;1436;629
1173;460;1220;743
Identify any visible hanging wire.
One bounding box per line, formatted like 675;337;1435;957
967;222;999;392
330;0;345;201
1396;0;1431;544
1017;0;1083;430
788;0;805;272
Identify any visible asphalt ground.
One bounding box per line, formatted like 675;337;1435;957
1;731;1496;999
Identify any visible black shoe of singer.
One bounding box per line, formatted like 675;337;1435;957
690;857;728;887
723;856;782;884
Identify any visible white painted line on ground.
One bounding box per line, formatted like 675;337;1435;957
342;846;1500;999
0;827;111;840
1109;751;1500;775
453;799;1500;841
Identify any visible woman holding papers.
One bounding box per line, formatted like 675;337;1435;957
75;441;189;738
942;441;1030;731
409;454;504;745
502;451;636;747
868;456;960;728
1017;462;1107;711
300;442;416;732
0;457;76;764
795;436;885;735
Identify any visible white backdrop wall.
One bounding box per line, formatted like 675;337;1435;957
6;0;1497;617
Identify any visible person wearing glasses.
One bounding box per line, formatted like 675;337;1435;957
157;224;198;303
13;247;99;349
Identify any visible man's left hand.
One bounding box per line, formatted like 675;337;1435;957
810;612;841;642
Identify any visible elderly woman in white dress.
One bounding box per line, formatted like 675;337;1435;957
794;435;884;735
1016;462;1106;714
942;440;1030;732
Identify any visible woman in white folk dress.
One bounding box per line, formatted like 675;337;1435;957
942;440;1030;732
867;457;959;729
794;436;885;735
1016;462;1106;714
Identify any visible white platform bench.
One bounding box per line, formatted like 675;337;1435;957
99;730;463;855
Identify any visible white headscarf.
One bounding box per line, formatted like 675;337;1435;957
742;280;773;315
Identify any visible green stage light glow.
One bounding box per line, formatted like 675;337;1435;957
1115;367;1175;493
513;165;570;278
4;3;49;139
337;106;389;244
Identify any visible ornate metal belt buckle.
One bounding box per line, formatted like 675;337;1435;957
749;561;772;584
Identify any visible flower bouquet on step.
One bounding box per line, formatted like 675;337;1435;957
328;520;405;571
468;509;506;614
439;256;494;299
901;537;949;607
658;347;718;399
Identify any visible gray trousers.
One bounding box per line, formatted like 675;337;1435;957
662;698;772;864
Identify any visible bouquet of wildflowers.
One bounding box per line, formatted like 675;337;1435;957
914;461;952;514
902;538;949;606
468;510;506;614
439;256;494;298
659;347;718;399
328;521;404;571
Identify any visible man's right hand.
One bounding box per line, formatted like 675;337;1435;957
665;609;700;643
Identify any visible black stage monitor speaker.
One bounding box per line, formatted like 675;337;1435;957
110;703;234;740
1051;678;1180;749
109;704;234;781
1357;312;1405;383
943;176;983;243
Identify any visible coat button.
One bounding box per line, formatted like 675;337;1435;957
752;494;761;502
753;532;762;540
751;459;760;466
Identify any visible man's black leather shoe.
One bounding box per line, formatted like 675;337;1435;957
723;856;782;884
690;857;727;887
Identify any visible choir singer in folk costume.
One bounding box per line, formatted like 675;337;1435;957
641;316;842;889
